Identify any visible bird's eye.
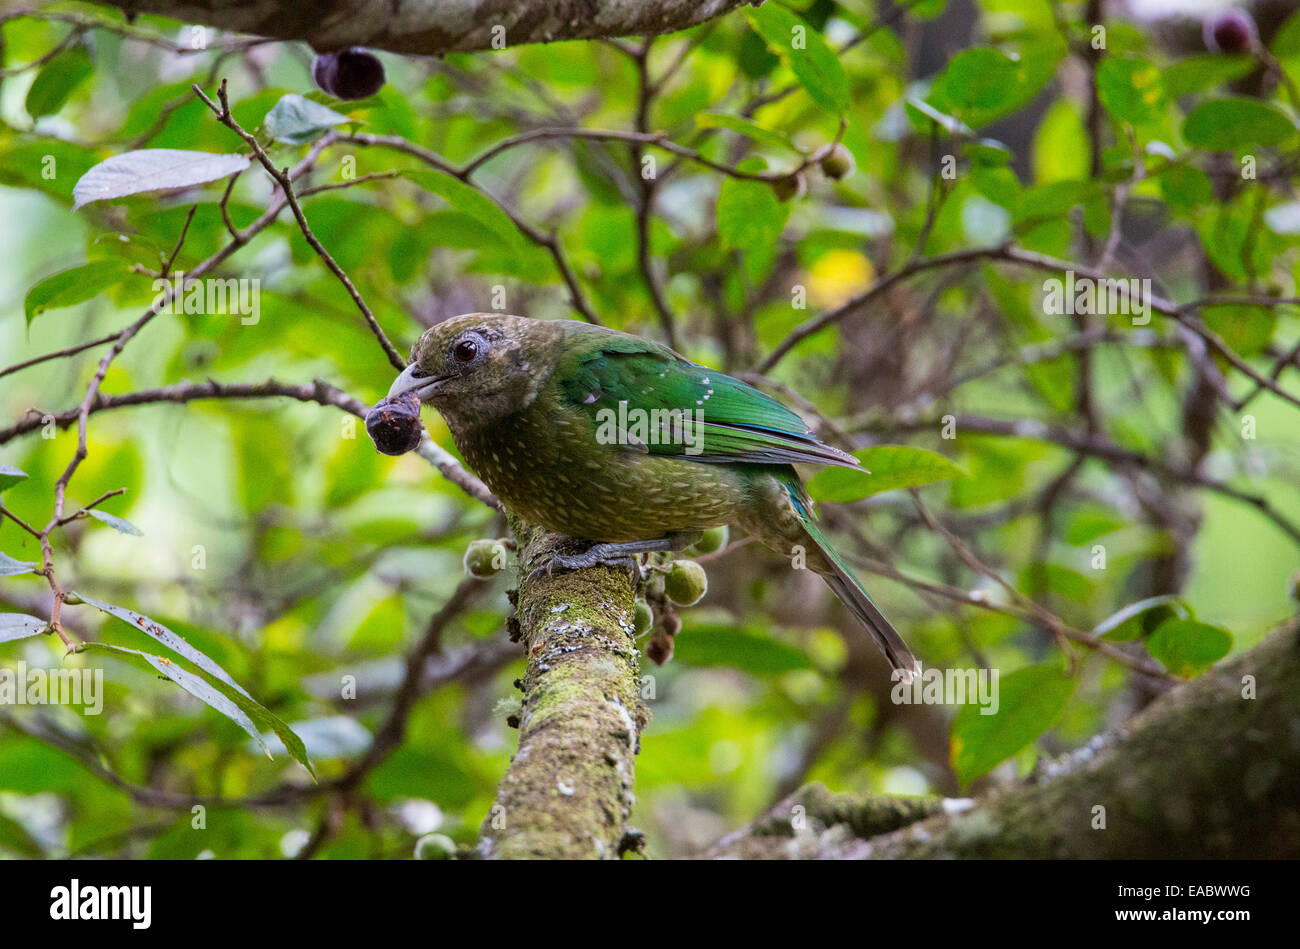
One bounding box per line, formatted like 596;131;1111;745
453;338;479;362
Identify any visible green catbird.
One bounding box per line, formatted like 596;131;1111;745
387;313;918;677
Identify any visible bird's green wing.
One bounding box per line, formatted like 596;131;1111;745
555;330;859;469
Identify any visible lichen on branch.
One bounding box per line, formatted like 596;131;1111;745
478;518;648;859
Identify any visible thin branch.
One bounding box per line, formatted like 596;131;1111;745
192;81;406;371
756;243;1300;413
0;377;499;510
0;331;120;381
343;131;605;326
856;412;1300;546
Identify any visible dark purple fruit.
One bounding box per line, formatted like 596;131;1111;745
365;391;423;455
1203;9;1258;54
312;47;385;100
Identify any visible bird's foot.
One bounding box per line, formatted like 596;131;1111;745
525;532;702;585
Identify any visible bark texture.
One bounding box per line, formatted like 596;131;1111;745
477;519;647;859
704;618;1300;859
92;0;750;55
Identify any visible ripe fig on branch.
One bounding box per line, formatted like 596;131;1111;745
365;391;423;456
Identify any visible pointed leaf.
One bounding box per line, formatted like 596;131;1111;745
1183;98;1296;151
1093;595;1190;641
75;594;251;699
951;663;1075;787
694;113;803;155
405;170;522;251
807;446;968;502
255;716;369;762
81;643;270;757
26;46;93;120
264;94;351;145
1147;619;1232;677
75;597;316;776
0;614;49;643
905;98;974;137
0;553;39;577
748;5;848;113
73;149;251;210
24;261;128;325
86;509;143;536
675;622;814;675
0;812;44;857
0;465;28;493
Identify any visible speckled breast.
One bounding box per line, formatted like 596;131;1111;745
450;403;753;542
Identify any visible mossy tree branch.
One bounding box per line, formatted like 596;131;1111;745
704;618;1300;859
478;518;647;860
87;0;749;56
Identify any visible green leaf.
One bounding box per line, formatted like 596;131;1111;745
0;465;28;493
1183;98;1296;151
1201;304;1276;357
1158;163;1213;211
1063;507;1125;545
1147;619;1232;677
747;5;849;113
81;642;271;757
0;553;40;577
694;113;803;155
905;98;974;137
1097;57;1165;126
264;94;351;145
76;594;251;699
26;45;93;120
1093;595;1190;642
928;46;1060;129
967;137;1012;165
716;176;789;252
86;510;143;536
675;623;815;675
806;446;968;502
1275;10;1300;57
405;170;523;252
0;614;50;643
257;715;371;761
1163;55;1256;99
76;597;316;776
0;812;44;857
23;261;128;325
1021;563;1092;602
73;149;251;210
951;663;1075;787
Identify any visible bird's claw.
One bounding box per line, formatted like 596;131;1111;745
525;543;643;585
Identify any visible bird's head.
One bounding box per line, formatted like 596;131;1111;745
386;313;559;429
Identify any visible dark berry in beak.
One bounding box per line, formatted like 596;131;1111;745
366;391;423;455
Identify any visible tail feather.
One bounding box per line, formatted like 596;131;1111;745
790;489;920;680
820;557;919;680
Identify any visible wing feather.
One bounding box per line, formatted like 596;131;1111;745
556;330;859;469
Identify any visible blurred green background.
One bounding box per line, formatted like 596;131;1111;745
1;0;1298;858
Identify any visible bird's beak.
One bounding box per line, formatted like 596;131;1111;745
387;364;442;400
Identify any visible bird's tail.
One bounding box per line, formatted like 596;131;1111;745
786;485;920;681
